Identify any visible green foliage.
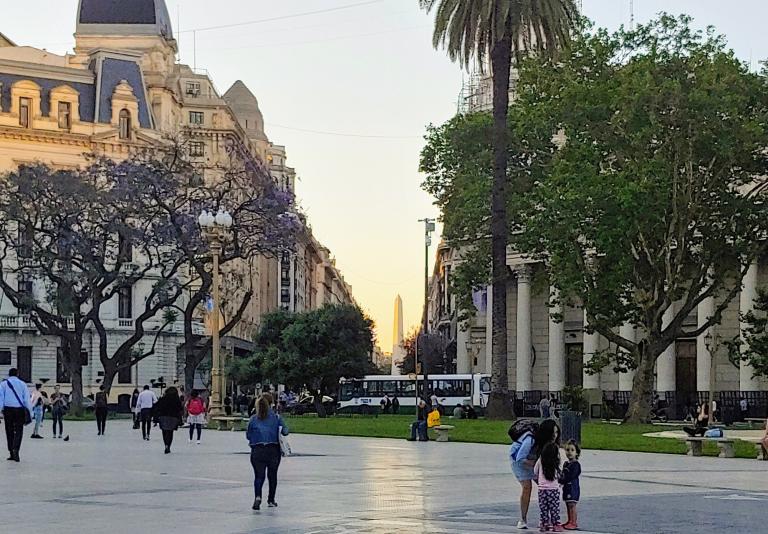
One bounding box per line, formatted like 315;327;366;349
560;386;588;413
397;329;448;375
514;14;768;367
727;288;768;378
230;305;376;395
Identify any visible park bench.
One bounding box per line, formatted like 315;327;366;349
679;436;736;458
211;416;249;431
432;424;455;442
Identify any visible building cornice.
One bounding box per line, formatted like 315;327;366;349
0;58;94;84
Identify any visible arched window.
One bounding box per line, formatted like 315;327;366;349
119;109;132;140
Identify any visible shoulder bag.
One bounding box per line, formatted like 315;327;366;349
6;381;32;425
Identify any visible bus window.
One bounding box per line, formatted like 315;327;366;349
340;383;355;401
401;381;416;397
381;380;396;395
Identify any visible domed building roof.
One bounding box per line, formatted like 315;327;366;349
76;0;173;39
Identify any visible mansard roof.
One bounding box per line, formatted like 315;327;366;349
76;0;173;39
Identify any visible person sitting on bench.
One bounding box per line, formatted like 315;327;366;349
683;402;709;437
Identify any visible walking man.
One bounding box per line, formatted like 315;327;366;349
0;368;33;462
136;385;158;441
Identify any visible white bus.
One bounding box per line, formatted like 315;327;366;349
338;374;490;414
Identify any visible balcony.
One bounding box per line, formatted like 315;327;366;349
0;315;75;331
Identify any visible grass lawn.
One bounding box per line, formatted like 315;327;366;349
284;415;757;459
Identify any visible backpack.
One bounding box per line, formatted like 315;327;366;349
508;419;539;442
188;397;205;416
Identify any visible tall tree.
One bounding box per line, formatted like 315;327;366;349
511;15;768;422
230;305;376;417
420;0;578;418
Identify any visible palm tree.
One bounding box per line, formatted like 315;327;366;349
419;0;578;418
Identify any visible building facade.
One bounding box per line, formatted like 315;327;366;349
0;0;355;402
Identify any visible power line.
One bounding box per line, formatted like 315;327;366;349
266;123;422;140
178;0;385;34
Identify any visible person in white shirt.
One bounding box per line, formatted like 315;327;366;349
29;383;46;439
0;368;34;462
136;385;158;441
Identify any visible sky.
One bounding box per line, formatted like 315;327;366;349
3;0;768;353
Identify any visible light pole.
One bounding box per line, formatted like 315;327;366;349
704;329;722;424
198;209;233;418
417;217;436;401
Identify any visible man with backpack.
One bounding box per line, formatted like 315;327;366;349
0;368;34;462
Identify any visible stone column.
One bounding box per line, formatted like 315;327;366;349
456;321;470;374
618;323;636;391
740;261;760;391
656;306;676;392
548;288;566;391
582;309;600;389
484;284;492;374
696;294;714;392
516;266;533;392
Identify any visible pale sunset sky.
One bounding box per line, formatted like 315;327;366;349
4;0;768;352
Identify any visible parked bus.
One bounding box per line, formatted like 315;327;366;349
338;374;490;414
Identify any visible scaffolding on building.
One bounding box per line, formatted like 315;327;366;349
457;67;519;115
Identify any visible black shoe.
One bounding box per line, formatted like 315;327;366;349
164;446;171;454
6;455;13;461
252;497;262;511
268;501;278;508
63;436;69;442
11;451;19;462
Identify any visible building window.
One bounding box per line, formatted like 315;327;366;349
189;141;205;158
17;278;32;297
56;349;70;383
186;82;201;96
119;109;132;140
118;365;132;384
118;234;132;263
19;97;31;128
0;349;11;365
118;285;133;319
80;350;89;366
18;227;33;259
189;111;204;125
17;346;32;383
58;101;72;129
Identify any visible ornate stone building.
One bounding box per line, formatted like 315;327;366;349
0;0;355;402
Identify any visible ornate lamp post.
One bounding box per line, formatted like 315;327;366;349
704;329;722;424
198;209;233;418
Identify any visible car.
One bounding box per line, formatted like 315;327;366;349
288;394;336;416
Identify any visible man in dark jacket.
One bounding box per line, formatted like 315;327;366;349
408;399;429;441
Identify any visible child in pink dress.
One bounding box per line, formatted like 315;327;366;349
533;441;564;532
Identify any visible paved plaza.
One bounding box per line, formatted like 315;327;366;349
1;420;766;533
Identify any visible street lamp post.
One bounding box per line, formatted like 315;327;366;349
198;209;233;418
704;330;722;425
417;217;435;401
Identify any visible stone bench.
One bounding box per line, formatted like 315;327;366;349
680;437;736;458
432;425;455;442
211;416;249;431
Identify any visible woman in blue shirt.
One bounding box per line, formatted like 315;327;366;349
509;419;560;530
246;393;289;510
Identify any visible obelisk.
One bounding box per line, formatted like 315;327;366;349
391;295;405;375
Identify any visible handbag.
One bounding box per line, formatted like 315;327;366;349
6;380;33;426
279;429;292;457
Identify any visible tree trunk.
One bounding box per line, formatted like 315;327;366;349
623;346;659;423
486;28;514;420
101;366;116;397
185;353;197;393
64;336;85;416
